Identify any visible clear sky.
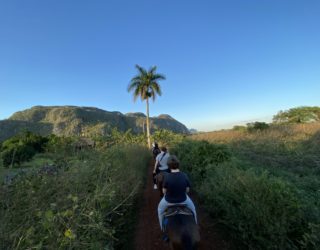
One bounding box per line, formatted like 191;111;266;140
1;0;319;131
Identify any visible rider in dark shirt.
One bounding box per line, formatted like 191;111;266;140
163;172;190;203
152;142;161;160
157;155;197;231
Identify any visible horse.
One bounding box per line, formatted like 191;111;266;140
163;205;200;250
156;171;167;197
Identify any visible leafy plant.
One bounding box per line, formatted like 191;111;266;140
173;133;320;249
0;145;150;249
1;131;48;167
273;106;320;124
246;122;270;132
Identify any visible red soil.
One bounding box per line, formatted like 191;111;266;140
134;163;231;250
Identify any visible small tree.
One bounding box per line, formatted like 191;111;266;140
1;131;48;167
247;122;270;132
273;106;320;124
128;65;165;148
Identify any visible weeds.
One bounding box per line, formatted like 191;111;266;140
0;145;150;249
173;123;320;249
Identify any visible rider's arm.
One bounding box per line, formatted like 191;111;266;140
163;176;168;195
153;161;158;173
185;173;191;193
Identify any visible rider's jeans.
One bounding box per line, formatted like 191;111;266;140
158;195;197;230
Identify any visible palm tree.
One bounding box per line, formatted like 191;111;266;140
128;65;166;148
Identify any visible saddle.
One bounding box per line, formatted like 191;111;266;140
162;204;195;234
164;204;194;218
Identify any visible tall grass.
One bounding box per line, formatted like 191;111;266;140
173;123;320;249
0;145;150;249
192;123;320;144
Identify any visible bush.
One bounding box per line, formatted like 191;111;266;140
2;144;36;167
247;122;270;132
171;140;231;183
46;134;75;155
151;129;185;148
200;164;303;249
233;125;247;131
173;139;320;249
1;131;48;167
273;106;320;124
0;145;151;249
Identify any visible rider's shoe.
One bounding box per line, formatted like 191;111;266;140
153;184;158;189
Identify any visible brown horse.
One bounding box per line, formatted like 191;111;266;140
164;205;200;250
156;172;166;197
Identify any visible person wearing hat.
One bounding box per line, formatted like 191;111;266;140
157;155;197;231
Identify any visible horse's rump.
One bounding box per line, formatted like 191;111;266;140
163;205;199;249
156;171;168;197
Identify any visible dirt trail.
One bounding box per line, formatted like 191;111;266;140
134;163;231;250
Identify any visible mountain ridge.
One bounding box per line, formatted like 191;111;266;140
0;106;189;141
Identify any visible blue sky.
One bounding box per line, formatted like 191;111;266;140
1;0;319;131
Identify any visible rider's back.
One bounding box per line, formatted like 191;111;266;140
163;172;190;203
152;147;161;159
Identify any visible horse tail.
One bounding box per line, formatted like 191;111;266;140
181;231;194;250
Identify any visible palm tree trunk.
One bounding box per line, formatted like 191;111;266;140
146;97;151;148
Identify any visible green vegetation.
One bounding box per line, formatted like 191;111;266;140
177;122;320;249
128;65;166;148
246;121;270;132
230;106;320;133
0;128;182;171
1;131;48;167
273;106;320;124
0;129;186;249
151;129;185;148
0;105;189;141
2;105;319;249
0;135;150;249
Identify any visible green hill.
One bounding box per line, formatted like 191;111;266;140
0;106;189;141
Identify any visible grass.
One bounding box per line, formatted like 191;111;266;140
192;123;320;144
0;145;151;249
172;122;320;249
0;153;56;184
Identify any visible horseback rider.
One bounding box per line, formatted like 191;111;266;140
157;155;197;231
153;146;170;189
152;142;161;160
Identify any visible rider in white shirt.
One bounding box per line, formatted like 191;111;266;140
153;147;170;189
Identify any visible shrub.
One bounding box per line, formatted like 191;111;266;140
273;106;320;124
233;125;247;131
173;138;320;249
171;140;231;183
151;129;185;148
199;164;303;249
247;122;270;132
1;131;48;167
0;145;151;249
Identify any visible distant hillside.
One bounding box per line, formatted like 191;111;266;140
0;106;189;141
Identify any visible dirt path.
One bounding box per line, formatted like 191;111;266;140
134;163;231;250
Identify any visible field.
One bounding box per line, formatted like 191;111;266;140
175;122;320;249
0;124;319;249
0;140;150;249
